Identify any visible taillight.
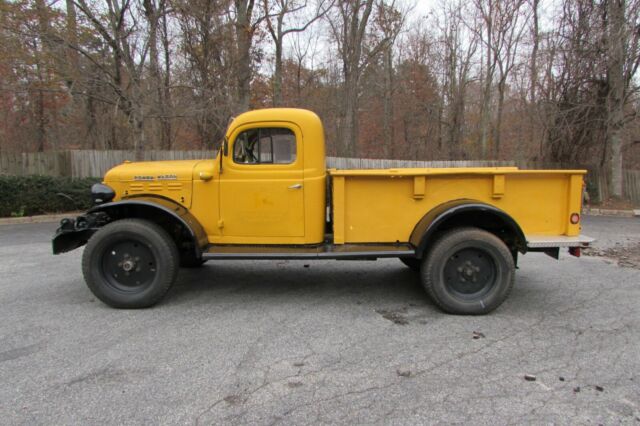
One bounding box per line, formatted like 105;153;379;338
570;213;580;224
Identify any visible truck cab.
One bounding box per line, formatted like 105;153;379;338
194;108;327;245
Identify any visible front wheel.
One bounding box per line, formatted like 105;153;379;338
421;227;515;315
82;219;179;308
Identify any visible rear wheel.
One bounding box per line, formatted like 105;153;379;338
421;227;514;315
82;219;179;308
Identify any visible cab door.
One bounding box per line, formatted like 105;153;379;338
219;123;305;242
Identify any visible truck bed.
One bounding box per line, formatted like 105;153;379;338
329;167;586;245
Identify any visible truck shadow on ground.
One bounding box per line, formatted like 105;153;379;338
163;260;545;319
166;261;446;325
168;260;431;305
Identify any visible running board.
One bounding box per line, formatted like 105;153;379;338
202;243;415;260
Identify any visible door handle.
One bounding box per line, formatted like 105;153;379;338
288;183;303;189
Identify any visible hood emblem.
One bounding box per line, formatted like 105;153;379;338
158;174;178;180
133;174;178;181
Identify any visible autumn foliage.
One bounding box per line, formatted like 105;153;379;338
0;0;639;196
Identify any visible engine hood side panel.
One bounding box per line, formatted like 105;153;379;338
103;160;203;208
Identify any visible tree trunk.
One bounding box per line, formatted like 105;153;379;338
479;78;492;158
65;0;80;84
234;0;254;113
450;94;465;159
143;0;161;150
494;79;506;157
479;11;493;159
530;0;539;104
295;57;303;104
273;37;284;106
382;47;394;158
86;92;97;150
335;0;375;158
606;0;626;197
160;4;172;149
131;105;145;161
339;73;359;157
36;78;46;152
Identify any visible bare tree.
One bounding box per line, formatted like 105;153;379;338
73;0;152;156
289;27;321;103
374;0;405;157
172;0;237;147
327;0;395;156
492;0;528;156
2;0;640;184
606;0;626;197
159;0;173;148
234;0;270;112
438;0;479;158
472;0;527;158
263;0;332;106
143;0;164;147
529;0;538;104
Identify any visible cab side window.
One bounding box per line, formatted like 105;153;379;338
233;128;296;164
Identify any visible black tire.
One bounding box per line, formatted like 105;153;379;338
399;257;421;271
82;219;179;308
421;227;514;315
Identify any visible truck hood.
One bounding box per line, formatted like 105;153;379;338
103;159;202;182
102;159;204;208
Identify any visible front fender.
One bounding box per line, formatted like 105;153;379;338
52;195;208;256
88;196;208;250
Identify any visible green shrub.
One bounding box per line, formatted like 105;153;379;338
0;176;101;217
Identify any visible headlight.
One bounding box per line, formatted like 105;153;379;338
91;183;115;204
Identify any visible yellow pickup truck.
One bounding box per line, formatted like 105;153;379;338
53;108;593;314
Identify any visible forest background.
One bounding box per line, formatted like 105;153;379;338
1;0;639;198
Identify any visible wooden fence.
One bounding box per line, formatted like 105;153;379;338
1;150;638;203
0;150;563;177
624;169;640;203
0;150;211;178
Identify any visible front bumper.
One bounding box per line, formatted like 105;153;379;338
52;214;107;254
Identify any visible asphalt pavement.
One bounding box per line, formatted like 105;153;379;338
0;216;638;424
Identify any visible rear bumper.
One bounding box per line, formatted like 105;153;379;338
526;235;594;249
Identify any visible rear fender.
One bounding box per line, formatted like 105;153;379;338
409;199;527;259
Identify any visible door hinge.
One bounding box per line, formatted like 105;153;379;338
217;219;224;229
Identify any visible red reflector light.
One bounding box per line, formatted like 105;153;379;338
569;247;581;257
570;213;580;224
